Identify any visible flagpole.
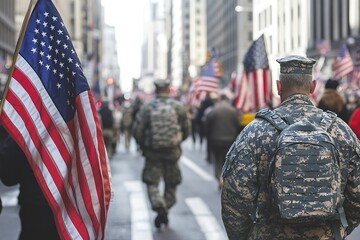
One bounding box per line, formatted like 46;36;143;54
0;0;38;115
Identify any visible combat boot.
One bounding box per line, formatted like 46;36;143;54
154;207;168;228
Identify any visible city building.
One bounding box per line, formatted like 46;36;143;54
189;0;207;77
102;24;121;103
171;0;190;89
0;0;16;91
206;0;238;86
141;0;168;93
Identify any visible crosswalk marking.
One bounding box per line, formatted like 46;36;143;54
124;181;153;240
181;156;215;181
1;188;19;207
185;197;227;240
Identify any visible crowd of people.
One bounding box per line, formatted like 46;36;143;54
1;54;360;239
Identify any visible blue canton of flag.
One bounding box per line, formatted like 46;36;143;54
20;1;89;122
243;34;269;73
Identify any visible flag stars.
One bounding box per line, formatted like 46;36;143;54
46;54;52;60
56;83;61;89
43;22;48;28
66;35;70;40
58;29;63;35
40;51;44;56
55;49;59;54
53;69;57;74
36;19;41;24
48;45;53;51
56;40;61;45
50;35;54;41
34;29;39;34
39;60;43;66
44;12;49;18
50;25;55;31
68;57;73;63
61;53;65;58
54;59;58;64
40;41;46;47
31;48;37;54
59;73;64;79
45;64;50;70
75;63;80;68
71;49;75;54
61;22;64;27
72;71;76;76
52;16;58;21
32;38;38;44
41;32;47;37
59;62;64;68
63;44;68;49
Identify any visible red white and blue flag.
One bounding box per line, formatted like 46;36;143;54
332;43;353;80
186;49;222;107
0;0;111;239
233;34;272;111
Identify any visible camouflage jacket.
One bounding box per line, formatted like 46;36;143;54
221;95;360;240
132;95;190;160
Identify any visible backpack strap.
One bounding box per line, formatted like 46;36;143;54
255;108;288;132
320;110;337;131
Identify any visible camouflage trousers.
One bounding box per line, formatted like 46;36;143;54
142;158;182;211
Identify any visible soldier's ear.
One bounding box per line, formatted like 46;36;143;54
310;80;317;94
276;80;282;95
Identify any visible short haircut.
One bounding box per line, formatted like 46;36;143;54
279;73;313;93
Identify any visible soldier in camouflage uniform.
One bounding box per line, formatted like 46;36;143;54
221;55;360;240
132;79;190;228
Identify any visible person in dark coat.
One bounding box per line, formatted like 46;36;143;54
205;94;239;185
0;126;60;240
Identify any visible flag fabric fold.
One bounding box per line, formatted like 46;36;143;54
0;0;111;239
233;34;272;112
186;49;222;107
332;43;353;80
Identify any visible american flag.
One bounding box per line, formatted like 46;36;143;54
233;34;272;111
332;43;353;80
0;1;111;239
186;50;221;107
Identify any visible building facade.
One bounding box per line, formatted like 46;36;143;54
0;0;16;91
206;0;238;86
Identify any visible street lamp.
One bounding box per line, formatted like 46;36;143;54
235;5;252;13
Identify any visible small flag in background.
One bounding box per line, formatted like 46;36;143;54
0;0;111;239
332;43;353;80
186;49;222;107
233;34;272;112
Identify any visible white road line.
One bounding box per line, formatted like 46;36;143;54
181;156;215;181
185;197;227;240
1;188;19;207
124;181;153;240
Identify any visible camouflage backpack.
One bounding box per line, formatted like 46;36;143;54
148;98;182;149
256;108;347;227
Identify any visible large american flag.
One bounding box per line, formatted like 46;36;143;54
332;43;353;80
186;50;221;107
233;34;272;111
0;0;111;239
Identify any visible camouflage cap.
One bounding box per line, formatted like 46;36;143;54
276;55;316;74
154;79;170;90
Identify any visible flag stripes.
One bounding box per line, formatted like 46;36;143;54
1;55;107;239
332;43;353;79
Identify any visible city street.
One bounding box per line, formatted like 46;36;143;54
1;137;360;240
0;137;227;240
